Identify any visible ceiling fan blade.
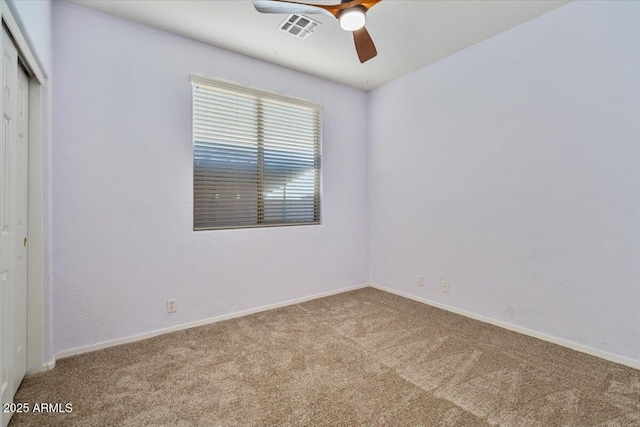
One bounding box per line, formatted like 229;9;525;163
353;26;377;63
252;1;334;17
359;0;382;11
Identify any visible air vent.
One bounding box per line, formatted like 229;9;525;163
278;14;320;40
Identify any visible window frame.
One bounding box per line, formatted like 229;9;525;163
191;74;323;231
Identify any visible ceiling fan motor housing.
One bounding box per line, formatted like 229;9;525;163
338;5;367;31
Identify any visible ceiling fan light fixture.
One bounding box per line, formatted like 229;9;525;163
339;6;366;31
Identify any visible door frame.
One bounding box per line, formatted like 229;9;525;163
0;0;46;375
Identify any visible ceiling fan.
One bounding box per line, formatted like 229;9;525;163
252;0;381;63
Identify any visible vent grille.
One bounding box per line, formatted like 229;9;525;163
279;14;320;39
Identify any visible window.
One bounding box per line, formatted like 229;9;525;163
192;75;322;230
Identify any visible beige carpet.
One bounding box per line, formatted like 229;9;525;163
10;288;640;426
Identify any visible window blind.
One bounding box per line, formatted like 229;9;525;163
192;75;322;230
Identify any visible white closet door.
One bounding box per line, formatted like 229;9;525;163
1;26;29;427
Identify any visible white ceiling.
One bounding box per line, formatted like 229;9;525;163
70;0;569;91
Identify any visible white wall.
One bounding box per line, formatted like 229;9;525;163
52;1;369;353
52;0;640;364
369;1;640;363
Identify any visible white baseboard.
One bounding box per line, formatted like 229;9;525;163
25;356;55;378
43;357;55;372
56;283;369;359
53;282;639;370
370;283;640;370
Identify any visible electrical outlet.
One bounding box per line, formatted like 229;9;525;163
167;298;176;313
418;275;424;287
441;281;449;293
